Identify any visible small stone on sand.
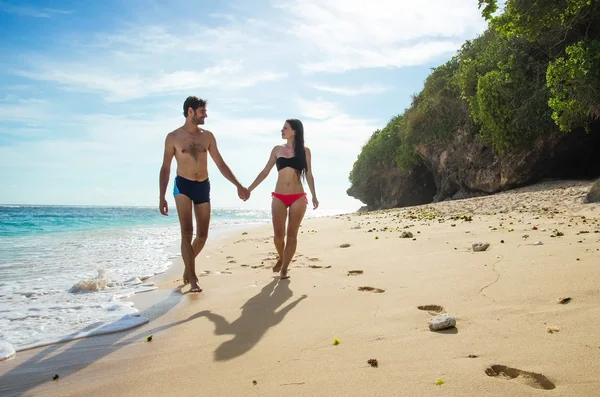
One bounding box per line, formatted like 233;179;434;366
472;242;490;252
429;314;456;331
558;297;571;304
339;243;351;248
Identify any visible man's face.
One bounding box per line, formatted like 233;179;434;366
192;106;207;125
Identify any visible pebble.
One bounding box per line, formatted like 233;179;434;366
472;242;490;252
429;314;457;331
401;231;414;238
534;241;544;245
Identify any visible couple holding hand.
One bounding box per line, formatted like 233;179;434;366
159;96;318;292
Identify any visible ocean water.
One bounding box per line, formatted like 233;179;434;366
0;205;345;359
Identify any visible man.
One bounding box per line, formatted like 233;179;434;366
159;96;250;293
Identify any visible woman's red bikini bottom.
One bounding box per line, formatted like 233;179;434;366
271;192;307;207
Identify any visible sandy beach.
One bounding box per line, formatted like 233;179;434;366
1;179;599;396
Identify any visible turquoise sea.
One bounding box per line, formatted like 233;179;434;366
0;204;341;359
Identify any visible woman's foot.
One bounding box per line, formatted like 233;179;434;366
189;281;202;293
280;267;290;279
273;259;283;273
183;270;189;285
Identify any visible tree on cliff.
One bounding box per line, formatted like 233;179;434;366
348;0;600;209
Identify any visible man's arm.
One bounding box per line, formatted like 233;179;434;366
159;133;175;214
207;131;243;189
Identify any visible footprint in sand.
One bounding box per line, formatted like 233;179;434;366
348;270;363;276
485;365;556;390
308;264;331;269
418;305;445;315
358;286;385;293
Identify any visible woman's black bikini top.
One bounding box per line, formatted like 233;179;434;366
276;156;304;172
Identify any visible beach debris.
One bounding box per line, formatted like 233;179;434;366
522;234;529;239
468;354;479;358
472;242;490;252
358;286;385;293
375;236;379;239
333;338;340;345
551;229;564;237
500;240;505;243
252;380;257;386
53;374;59;381
534;241;543;246
546;326;560;334
532;226;538;230
558;297;571;304
418;305;444;315
367;358;378;367
339;243;351;248
347;270;363;276
435;378;445;386
146;334;153;342
429;314;456;331
400;231;413;238
242;232;248;235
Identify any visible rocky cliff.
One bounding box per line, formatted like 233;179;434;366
348;126;600;210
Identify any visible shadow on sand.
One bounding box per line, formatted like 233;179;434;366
198;278;306;361
0;286;185;397
0;278;306;396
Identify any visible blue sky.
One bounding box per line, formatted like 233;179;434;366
0;0;488;212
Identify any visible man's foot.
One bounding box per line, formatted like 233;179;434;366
273;259;282;273
189;281;202;293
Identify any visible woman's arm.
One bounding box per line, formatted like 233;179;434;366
305;147;319;209
248;146;278;192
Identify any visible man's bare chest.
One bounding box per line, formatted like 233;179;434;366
177;138;209;161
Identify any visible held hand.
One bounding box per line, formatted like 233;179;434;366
237;186;250;201
312;196;319;210
159;197;169;216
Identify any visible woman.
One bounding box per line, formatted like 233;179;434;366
248;119;319;279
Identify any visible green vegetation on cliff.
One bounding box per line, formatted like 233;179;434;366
348;0;600;203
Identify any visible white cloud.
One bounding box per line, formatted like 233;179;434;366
11;1;486;101
15;61;287;102
0;98;52;123
296;97;343;120
312;83;390;96
0;2;72;18
275;0;487;73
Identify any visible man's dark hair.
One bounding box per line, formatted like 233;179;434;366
183;96;207;117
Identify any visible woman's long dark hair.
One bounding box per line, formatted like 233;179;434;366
286;118;307;180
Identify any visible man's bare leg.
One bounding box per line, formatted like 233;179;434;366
280;198;306;279
175;194;201;292
271;198;288;273
192;201;210;261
